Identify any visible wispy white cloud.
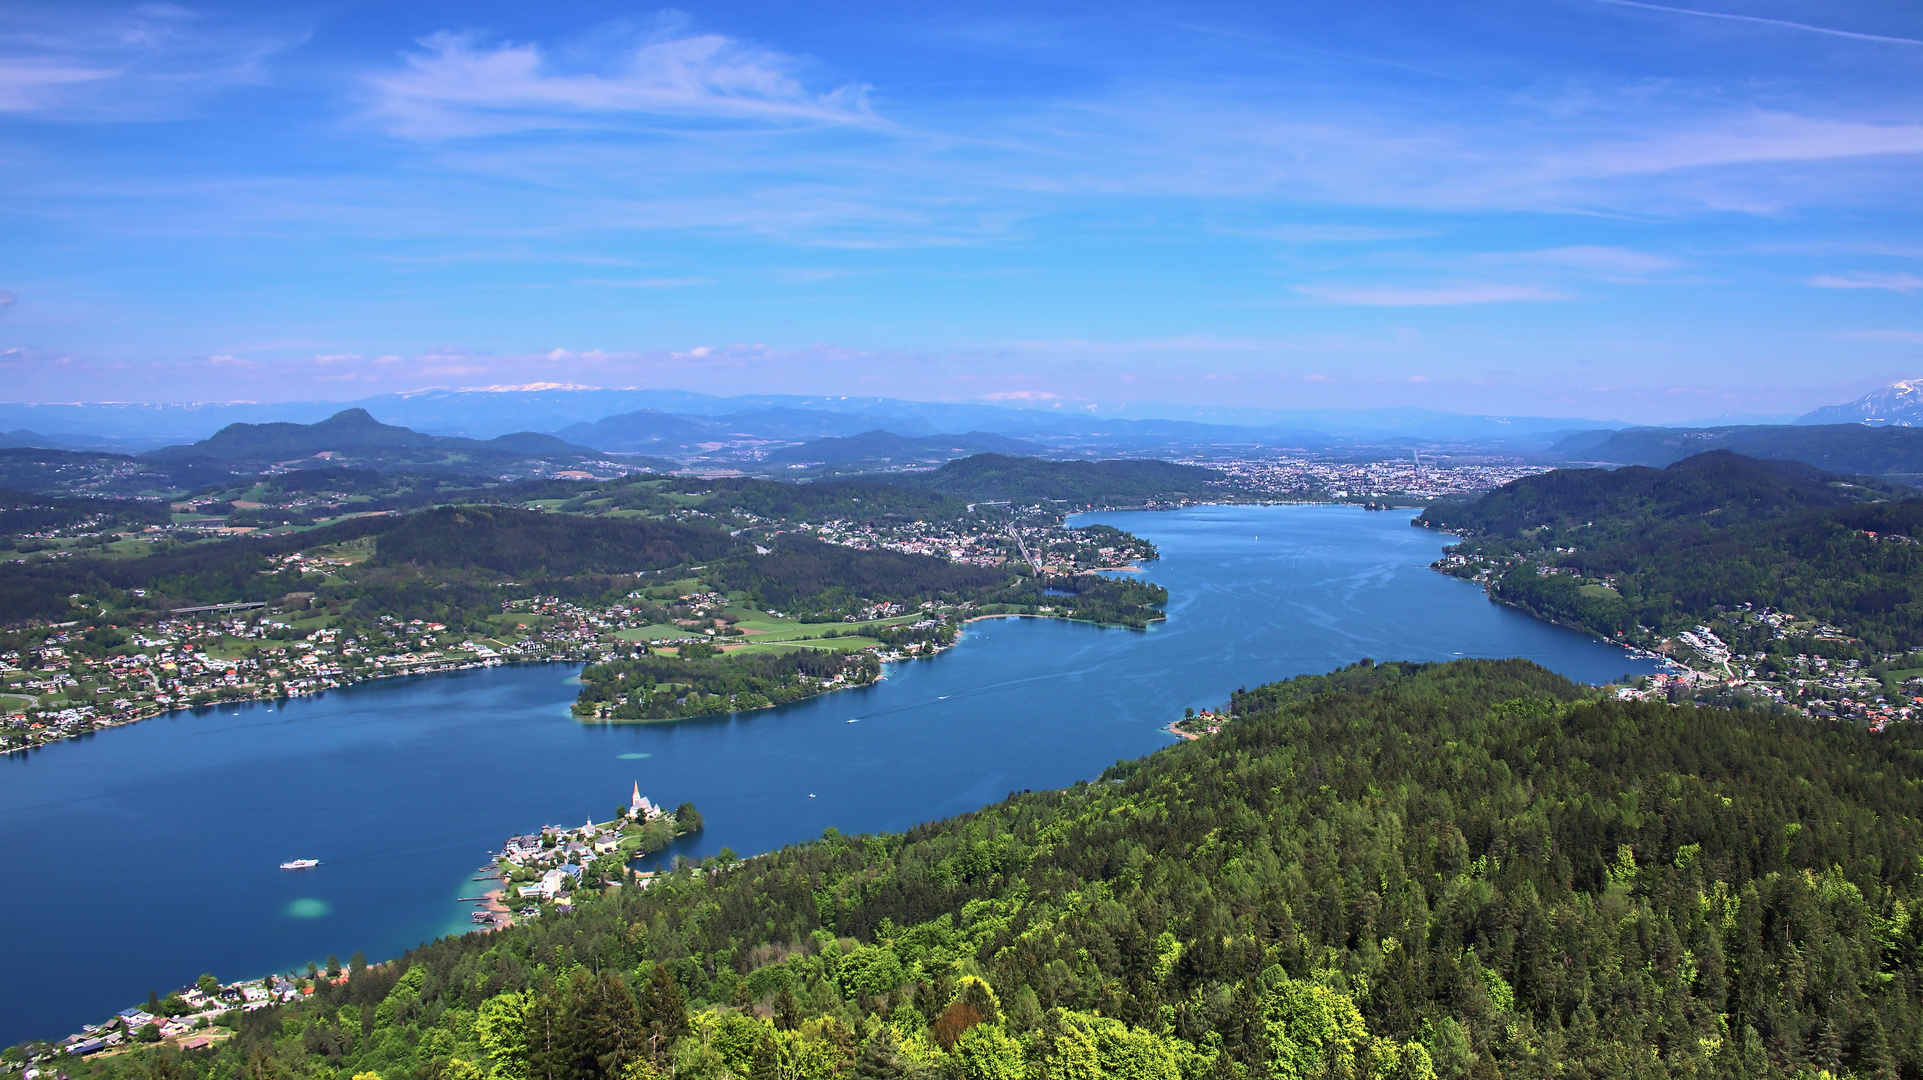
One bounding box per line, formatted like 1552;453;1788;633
1478;246;1678;275
572;276;715;289
976;83;1923;221
1809;272;1923;293
1224;224;1432;244
0;290;15;307
1832;330;1923;343
1545;114;1923;181
0;5;298;118
1292;283;1566;306
366;24;877;138
1589;0;1923;48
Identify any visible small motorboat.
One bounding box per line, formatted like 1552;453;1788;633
279;859;320;870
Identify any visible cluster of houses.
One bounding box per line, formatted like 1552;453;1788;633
498;785;667;903
40;973;311;1061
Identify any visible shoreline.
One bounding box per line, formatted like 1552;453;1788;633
3;657;586;757
575;602;1168;726
571;672;882;725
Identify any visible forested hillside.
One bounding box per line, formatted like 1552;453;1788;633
52;659;1923;1080
712;536;1008;620
0;509;740;626
1421;451;1923;654
368;507;738;579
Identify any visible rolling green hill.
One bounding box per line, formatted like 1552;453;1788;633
56;658;1923;1079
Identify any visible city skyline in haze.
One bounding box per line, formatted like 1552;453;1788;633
3;0;1922;422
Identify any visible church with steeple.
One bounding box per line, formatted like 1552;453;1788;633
630;782;662;820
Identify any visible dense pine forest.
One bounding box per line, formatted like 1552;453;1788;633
53;659;1923;1080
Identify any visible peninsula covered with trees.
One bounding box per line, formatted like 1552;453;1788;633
28;659;1923;1079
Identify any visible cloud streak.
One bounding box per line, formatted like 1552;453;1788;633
1832;330;1923;343
1809;272;1923;293
1292;283;1566;306
0;5;297;118
366;24;877;138
1590;0;1923;48
571;276;716;288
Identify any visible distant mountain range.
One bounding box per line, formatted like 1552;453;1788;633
761;430;1041;471
142;408;681;477
553;407;941;454
1795;378;1923;426
146;408;582;461
0;388;1633;457
0;428;169;453
16;378;1923;469
1545;423;1923;482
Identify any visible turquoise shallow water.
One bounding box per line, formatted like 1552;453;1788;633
0;506;1657;1045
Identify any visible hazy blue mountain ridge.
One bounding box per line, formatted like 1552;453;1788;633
762;429;1043;467
1545;423;1923;481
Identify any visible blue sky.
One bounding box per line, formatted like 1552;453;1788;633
2;0;1921;421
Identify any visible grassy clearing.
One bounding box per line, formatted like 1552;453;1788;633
613;627;705;643
1882;666;1923;693
724;636;883;655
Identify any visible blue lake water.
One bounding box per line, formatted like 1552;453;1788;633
0;505;1659;1046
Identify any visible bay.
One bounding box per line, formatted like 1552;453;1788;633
0;506;1658;1046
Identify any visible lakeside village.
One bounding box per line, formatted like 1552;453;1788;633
1435;547;1923;728
12;786;700;1072
491;785;702;917
0;518;1156;754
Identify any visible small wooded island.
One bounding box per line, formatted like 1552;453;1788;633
569;572;1168;722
